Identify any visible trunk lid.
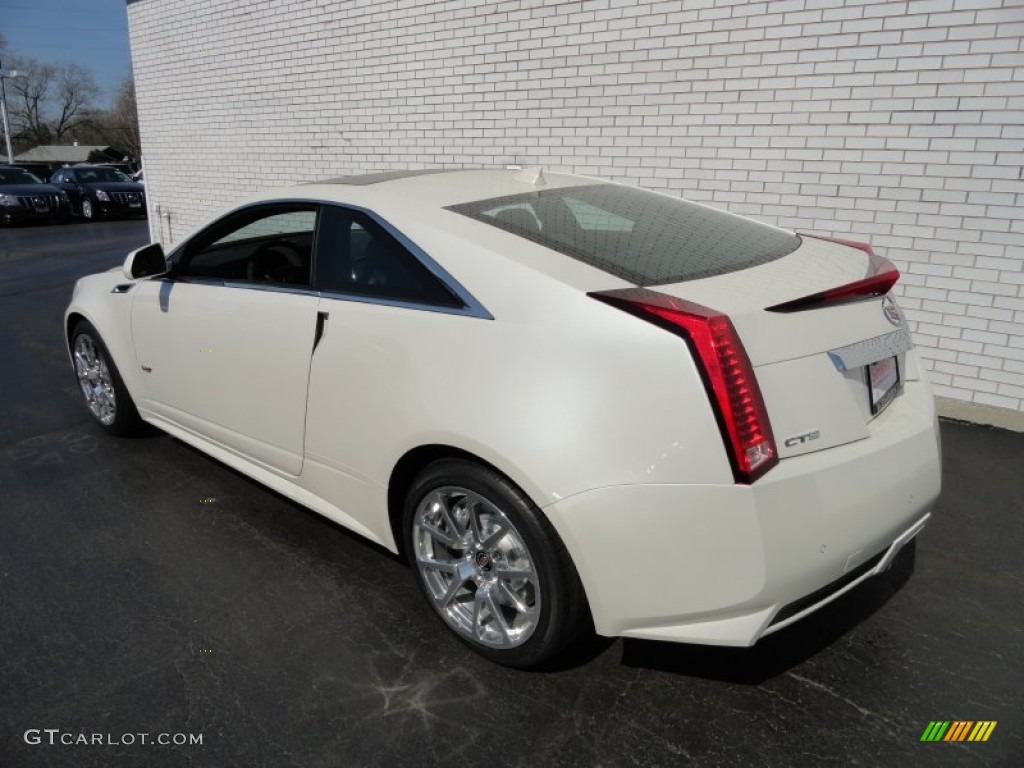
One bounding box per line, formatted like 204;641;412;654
654;236;913;458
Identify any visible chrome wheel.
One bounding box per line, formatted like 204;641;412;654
73;334;116;425
412;486;541;648
81;198;94;220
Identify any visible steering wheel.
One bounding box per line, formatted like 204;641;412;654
248;241;305;282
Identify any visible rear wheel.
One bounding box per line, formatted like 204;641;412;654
71;321;144;436
403;459;587;668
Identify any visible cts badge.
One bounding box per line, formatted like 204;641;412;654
784;429;821;448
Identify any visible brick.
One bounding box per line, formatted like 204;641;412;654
993;297;1024;312
962;329;1008;345
980;369;1024;387
974;392;1020;409
953;375;998;392
995;382;1024;400
934;361;978;377
907;0;954;13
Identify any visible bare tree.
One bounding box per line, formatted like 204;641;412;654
1;44;127;157
103;76;141;162
52;63;100;142
7;57;56;147
6;55;101;150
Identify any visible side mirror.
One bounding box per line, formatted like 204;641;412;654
124;242;169;280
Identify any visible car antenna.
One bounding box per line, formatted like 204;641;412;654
511;166;546;187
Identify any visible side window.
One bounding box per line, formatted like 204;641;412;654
177;205;317;287
317;208;462;308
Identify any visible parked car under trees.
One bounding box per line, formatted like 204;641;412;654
0;165;71;225
49;164;146;222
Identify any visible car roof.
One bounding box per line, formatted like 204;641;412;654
318;169;460;186
166;167;655;298
298;167;603;210
227;168;629;296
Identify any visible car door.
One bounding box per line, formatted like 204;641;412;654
54;170;82;211
300;205;485;539
130;203;321;476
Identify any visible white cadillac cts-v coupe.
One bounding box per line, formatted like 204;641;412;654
65;168;941;667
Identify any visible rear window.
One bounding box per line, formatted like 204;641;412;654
446;184;800;285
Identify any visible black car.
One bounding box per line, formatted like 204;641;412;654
13;162;56;180
50;165;147;222
0;166;72;226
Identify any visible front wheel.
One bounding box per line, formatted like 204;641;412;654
81;197;96;221
403;459;588;668
71;321;145;436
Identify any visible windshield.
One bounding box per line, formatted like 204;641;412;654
76;168;133;183
0;168;44;185
447;184;801;285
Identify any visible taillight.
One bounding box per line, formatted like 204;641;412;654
766;235;899;313
591;288;778;484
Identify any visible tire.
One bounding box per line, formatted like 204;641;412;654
70;321;145;436
403;458;588;668
81;197;96;221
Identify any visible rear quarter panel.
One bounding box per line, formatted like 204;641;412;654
304;247;734;529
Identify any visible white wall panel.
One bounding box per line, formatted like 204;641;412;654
127;0;1024;413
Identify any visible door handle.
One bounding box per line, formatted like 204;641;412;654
313;311;328;351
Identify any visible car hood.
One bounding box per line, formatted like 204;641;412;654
0;183;64;195
81;182;145;193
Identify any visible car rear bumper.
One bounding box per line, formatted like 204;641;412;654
95;200;146;218
545;378;941;645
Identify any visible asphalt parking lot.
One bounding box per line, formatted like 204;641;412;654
1;220;1021;767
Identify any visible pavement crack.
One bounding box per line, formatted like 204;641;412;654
785;672;874;717
174;659;199;768
175;659;196;733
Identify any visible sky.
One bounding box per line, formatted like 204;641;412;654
1;0;133;106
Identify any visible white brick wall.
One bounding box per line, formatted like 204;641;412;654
127;0;1024;414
